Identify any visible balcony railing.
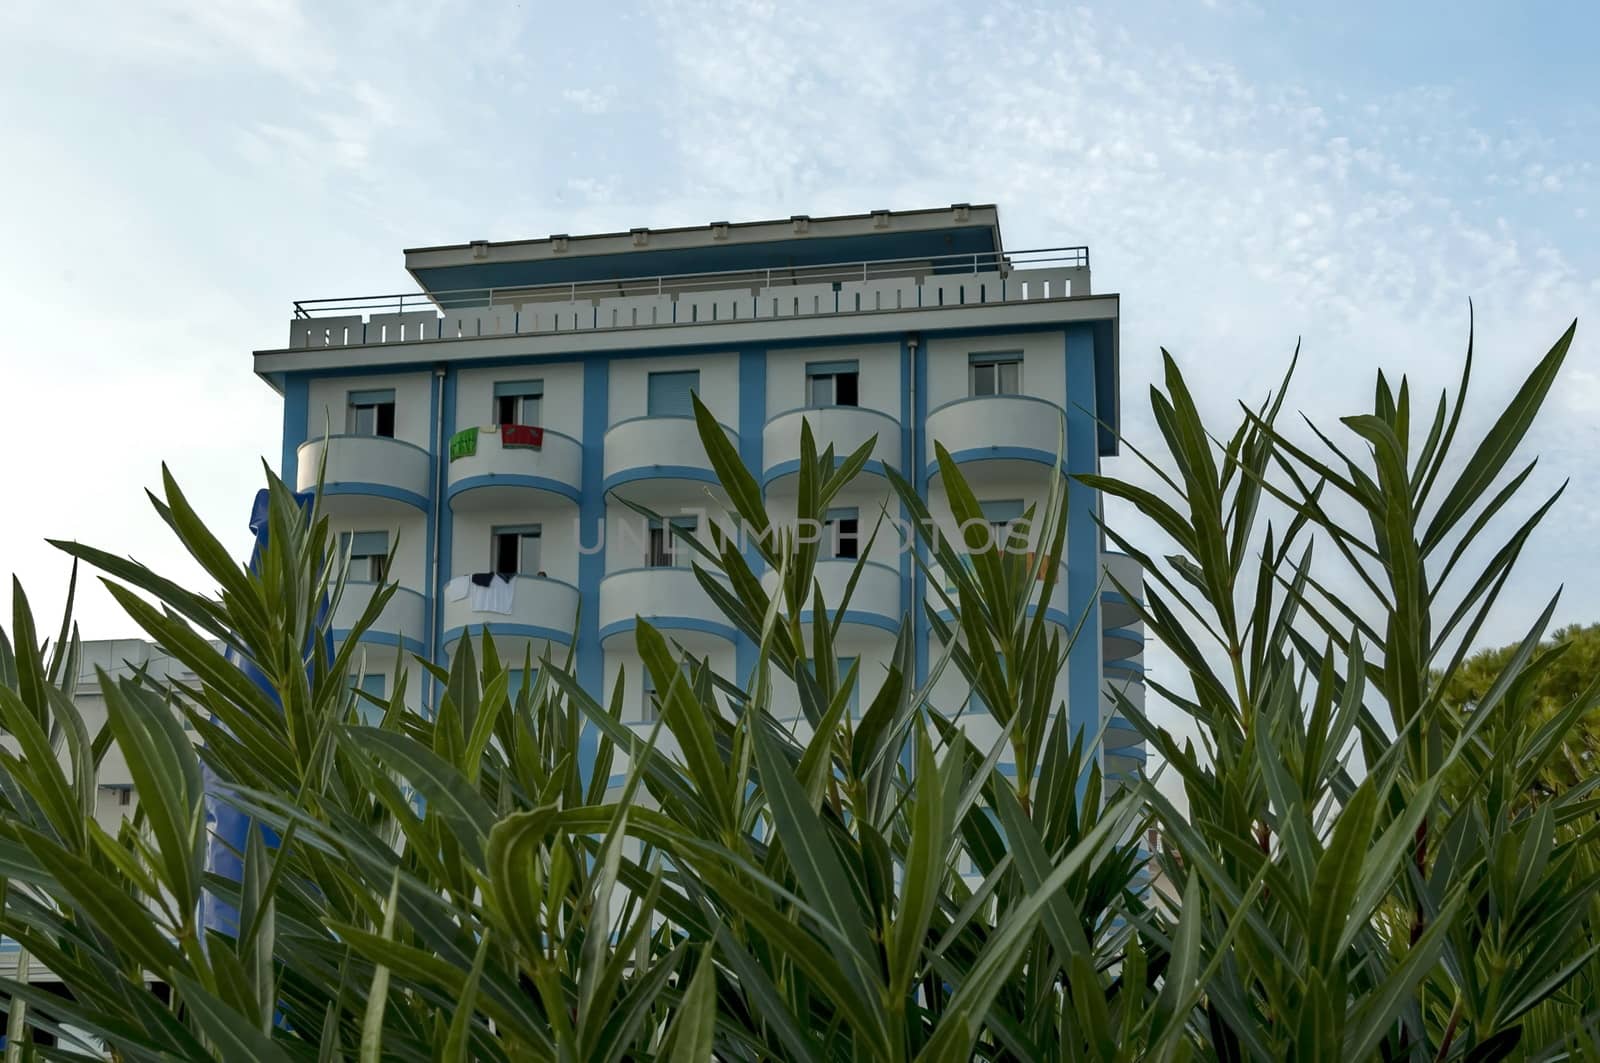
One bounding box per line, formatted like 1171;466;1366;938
285;246;1092;349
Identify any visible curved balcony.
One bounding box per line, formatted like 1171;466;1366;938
330;583;427;655
760;559;901;637
762;406;900;489
1100;552;1144;629
446;429;583;510
442;576;579;659
297;435;431;512
927;561;1073;631
1103;620;1144;670
602;416;737;498
923;395;1069;482
598;567;736;653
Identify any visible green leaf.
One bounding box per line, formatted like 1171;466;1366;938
662;948;718;1062
172;975;293;1063
359;870;402;1063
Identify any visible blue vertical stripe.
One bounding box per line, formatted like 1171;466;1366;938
280;374;309;485
578;359;609;785
1064;324;1102;773
736;348;766;686
431;369;456;713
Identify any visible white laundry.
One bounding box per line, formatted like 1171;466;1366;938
444;576;470;602
469;574;516;615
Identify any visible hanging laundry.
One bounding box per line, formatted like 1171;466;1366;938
449;427;479;461
468;573;516;614
444;576;470;602
501;423;544;449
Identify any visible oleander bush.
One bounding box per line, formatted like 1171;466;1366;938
0;318;1595;1060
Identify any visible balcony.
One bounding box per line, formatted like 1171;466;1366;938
442;576;580;656
598;567;736;653
762;406;901;489
923;395;1069;482
602;416;737;497
282;247;1092;350
760;559;902;636
296;435;431;511
1100;552;1144;629
331;583;427;655
445;428;583;510
927;561;1072;632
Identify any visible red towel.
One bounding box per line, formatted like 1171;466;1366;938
501;424;544;449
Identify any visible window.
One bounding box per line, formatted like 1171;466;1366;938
118;787;133;808
806;360;859;407
970;654;1007;716
340;531;389;582
808;657;861;716
491;524;542;576
969;353;1022;397
825;507;860;560
647;370;700;417
347;389;396;437
646;517;697;569
641;669;659;723
493;380;543;427
507;666;537;706
980;500;1027;554
352;672;386;725
642;660;696;722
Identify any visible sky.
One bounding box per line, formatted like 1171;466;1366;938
1;0;1597;758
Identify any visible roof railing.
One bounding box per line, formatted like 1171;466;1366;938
292;245;1088;319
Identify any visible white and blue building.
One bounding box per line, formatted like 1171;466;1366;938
254;204;1146;789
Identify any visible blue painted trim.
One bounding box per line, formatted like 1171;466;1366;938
316;483;430;511
762;457;887;487
333;629;428;657
425;369;441;708
736;348;766;687
432;369;458;711
602;465;721;492
1103;626;1146;643
281;374;309;483
925;446;1067;480
443;622;575;646
599;616;739;645
1104;661;1147;678
1064;323;1101;790
578;361;609;784
447;474;582;505
1101;591;1144;607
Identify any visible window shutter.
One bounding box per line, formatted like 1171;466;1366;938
647;371;699;417
493;380;544;399
348;389;396;406
806;360;859;377
347;531;389;556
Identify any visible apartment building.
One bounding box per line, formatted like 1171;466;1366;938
255;203;1144;786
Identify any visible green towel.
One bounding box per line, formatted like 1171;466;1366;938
449;427;478;461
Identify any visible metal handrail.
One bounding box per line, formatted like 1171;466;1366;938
291;245;1089;319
